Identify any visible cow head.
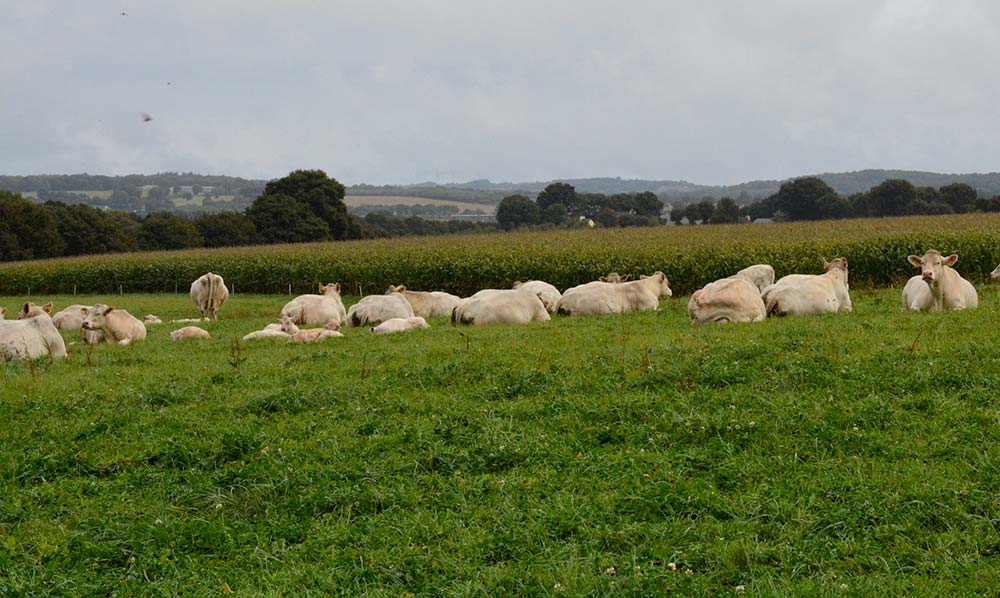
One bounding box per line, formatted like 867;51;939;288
81;304;114;331
535;292;551;310
907;250;956;285
822;257;849;272
320;283;341;296
19;301;53;319
600;273;630;283
279;315;300;335
322;320;341;332
386;284;406;294
640;271;672;298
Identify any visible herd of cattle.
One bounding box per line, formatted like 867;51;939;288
1;250;998;362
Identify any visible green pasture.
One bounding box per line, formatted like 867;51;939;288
2;289;1000;595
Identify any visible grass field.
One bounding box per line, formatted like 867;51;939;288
3;288;1000;595
344;195;494;212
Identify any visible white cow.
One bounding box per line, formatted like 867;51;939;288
371;317;431;335
81;304;147;345
0;316;67;361
600;273;630;283
190;272;229;321
242;323;290;341
902;250;978;311
734;264;775;293
143;314;163;325
346;292;414;327
278;316;343;343
763;258;852;316
17;302;53;319
281;283;347;326
555;272;672;316
451;287;552;326
512;280;561;313
386;285;462;318
170;326;212;341
51;305;91;330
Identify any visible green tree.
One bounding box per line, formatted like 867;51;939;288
0;191;65;261
137;212;204;250
867;179;916;217
495;194;540;230
595;207;619;227
938;183;977;213
259;169;352;240
541;202;568;226
246;193;330;243
194;212;261;247
45;201;137;256
633;191;663;217
709;197;740;224
536;182;577;212
772;177;840;221
693;199;715;224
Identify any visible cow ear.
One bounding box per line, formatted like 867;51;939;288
397;285;405;292
333;283;341;293
43;302;53;313
640;274;647;279
105;306;114;313
22;302;30;312
840;258;848;269
907;255;922;267
599;276;607;282
944;254;958;266
621;275;631;282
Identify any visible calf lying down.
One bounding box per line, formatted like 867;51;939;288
371;317;430;335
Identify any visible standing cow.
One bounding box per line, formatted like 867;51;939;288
190;272;229;321
902;250;978;311
762;258;852;316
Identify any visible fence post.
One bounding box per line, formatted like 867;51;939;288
73;284;77;296
119;284;123;295
288;283;292;295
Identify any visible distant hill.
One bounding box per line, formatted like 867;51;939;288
6;170;1000;214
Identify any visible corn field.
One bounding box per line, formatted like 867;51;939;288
2;214;999;297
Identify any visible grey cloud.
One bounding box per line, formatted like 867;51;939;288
3;1;1000;185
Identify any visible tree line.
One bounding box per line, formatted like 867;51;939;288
672;177;1000;224
495;182;665;230
0;170;493;262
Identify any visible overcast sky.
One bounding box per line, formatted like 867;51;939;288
4;1;1000;185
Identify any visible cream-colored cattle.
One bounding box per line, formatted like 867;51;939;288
0;316;67;361
385;285;462;318
599;273;630;283
17;302;53;319
190;272;229;321
281;283;347;326
278;316;343;343
371;317;430;335
170;326;212;341
902;250;978;311
688;265;773;324
242;323;289;341
762;258;852;316
143;314;163;325
734;264;775;293
451;288;551;326
555;272;672;316
991;263;1000;280
512;280;561;313
81;304;147;345
51;305;91;330
346;292;414;327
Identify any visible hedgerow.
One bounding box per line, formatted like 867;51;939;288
2;214;999;296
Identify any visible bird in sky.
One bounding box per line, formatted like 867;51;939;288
141;113;153;122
